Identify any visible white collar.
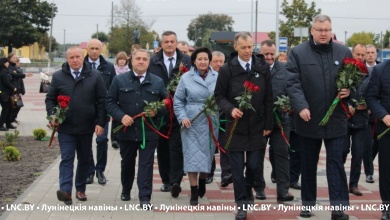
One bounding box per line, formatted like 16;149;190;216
238;56;252;71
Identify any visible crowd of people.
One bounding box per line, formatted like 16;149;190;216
39;13;390;220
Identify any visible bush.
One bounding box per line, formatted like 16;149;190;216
5;130;19;146
3;146;21;161
33;128;47;140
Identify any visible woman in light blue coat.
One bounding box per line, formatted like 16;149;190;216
174;47;219;206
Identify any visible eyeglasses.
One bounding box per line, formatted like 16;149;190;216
313;28;332;33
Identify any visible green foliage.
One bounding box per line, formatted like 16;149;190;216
346;32;376;47
5;130;19;146
33;128;47;140
3;146;21;161
0;0;57;50
108;26;156;55
274;95;291;112
92;32;109;43
38;32;59;53
187;13;234;42
383;30;390;49
279;0;321;46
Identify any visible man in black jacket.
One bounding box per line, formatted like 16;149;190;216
214;32;273;220
106;49;167;208
45;46;107;205
286;14;352;219
148;31;191;198
255;40;294;202
366;60;390;220
84;38;116;185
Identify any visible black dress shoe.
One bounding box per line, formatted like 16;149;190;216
277;193;294;202
96;171;107;185
221;174;233;187
205;176;213;184
300;210;312;218
235;209;247;220
366;175;375;183
290;182;301;190
112;141;119;149
349;187;362;196
0;127;8;131
86;173;94;184
255;189;266;200
6;124;17;129
171;183;182;198
160;183;171;192
331;211;349;220
120;193;130;201
140;200;153;210
56;190;72;205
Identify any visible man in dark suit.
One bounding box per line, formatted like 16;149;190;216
286;14;352;219
367;60;390;220
84;38;116;185
148;31;191;198
45;46;107;205
106;49;167;208
214;32;273;220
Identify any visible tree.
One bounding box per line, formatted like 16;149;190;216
269;0;321;46
108;0;155;55
0;0;56;53
38;32;59;53
91;32;109;43
382;30;390;49
346;32;376;47
187;13;234;42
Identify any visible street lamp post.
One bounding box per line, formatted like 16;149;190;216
344;31;347;45
48;2;54;70
63;29;66;60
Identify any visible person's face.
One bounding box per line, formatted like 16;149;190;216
87;40;102;61
352;45;367;62
194;52;210;73
234;36;253;62
131;51;150;74
117;59;127;67
210;55;225;72
278;55;287;63
66;48;84;70
4;62;9;68
366;47;378;63
310;20;332;45
10;55;18;63
260;44;276;65
177;43;189;55
161;34;177;56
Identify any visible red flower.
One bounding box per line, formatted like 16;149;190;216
59;101;68;109
244;81;251;89
179;65;189;73
253;86;260;92
164;98;172;109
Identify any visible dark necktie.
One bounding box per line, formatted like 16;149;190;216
137;75;143;83
245;63;250;73
92;62;96;69
168;57;174;77
74;71;80;80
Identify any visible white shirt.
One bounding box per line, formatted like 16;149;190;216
70;67;83;79
88;58;100;69
238;56;252;72
134;72;146;83
269;63;275;70
163;52;177;75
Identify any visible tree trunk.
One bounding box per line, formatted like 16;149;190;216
8;45;13;55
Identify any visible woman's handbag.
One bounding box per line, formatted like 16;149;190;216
10;94;24;108
39;80;50;93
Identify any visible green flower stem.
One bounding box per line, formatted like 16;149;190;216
225;118;239;150
319;96;340;126
378;127;390;140
180;108;206;133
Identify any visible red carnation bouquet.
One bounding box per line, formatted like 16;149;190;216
319;58;368;126
47;95;71;148
166;62;189;93
225;81;260;150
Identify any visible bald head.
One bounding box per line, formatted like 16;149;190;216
87;38;103;61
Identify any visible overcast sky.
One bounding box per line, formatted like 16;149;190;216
51;0;390;47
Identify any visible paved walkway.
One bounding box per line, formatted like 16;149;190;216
0;73;385;220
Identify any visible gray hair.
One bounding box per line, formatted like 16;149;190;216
177;41;189;46
366;44;376;49
132;49;150;59
312;14;332;26
66;46;83;57
161;31;177;41
212;51;225;59
234;32;252;44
